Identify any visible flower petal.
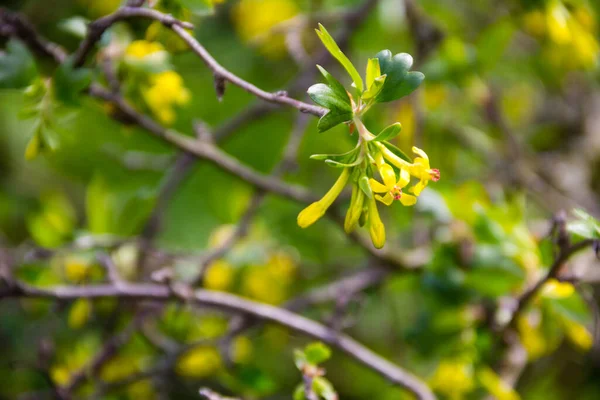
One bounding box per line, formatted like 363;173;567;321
375;193;394;206
369;178;389;193
379;163;396;189
411;180;427;196
412;146;429;161
397;168;410;188
399;193;417;206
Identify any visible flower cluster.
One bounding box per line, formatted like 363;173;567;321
296;25;438;249
123;40;191;124
523;0;599;70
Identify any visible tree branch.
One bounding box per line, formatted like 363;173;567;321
1;281;435;400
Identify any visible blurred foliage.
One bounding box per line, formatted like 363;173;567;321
0;0;600;399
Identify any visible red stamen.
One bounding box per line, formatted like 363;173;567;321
430;169;440;182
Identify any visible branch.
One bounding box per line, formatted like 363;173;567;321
2;281;435;400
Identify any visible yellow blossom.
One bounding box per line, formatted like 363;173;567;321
125;40;166;59
541;279;575;299
232;0;298;57
297;168;350;228
477;367;520;400
367;197;386;249
376;144;440;196
204;260;235;291
176;346;222;378
430;359;475;400
344;184;365;233
369;163;417;206
68;299;92;329
142;70;191;124
518;316;547;360
565;322;593;351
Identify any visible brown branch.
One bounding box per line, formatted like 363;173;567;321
2;281;435;400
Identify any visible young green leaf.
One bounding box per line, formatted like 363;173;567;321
315;24;364;92
304;342;332;365
567;209;600;239
361;74;386;100
53;59;92;106
316;65;350;105
375;50;424;102
310;146;360;162
373;122;402;142
365;58;381;90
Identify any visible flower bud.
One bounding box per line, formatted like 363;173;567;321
297;168;350;228
367;197;386;249
344;184;365;233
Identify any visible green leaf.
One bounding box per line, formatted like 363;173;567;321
379;141;412;163
359;175;373;199
0;39;38;89
365;58;381;90
294;349;308;370
53;59;92;106
310;146;360;162
546;291;592;325
317;109;353;133
567;209;600;239
304;342;331;365
316;65;350;106
307;83;352;112
361;74;386;101
315;24;364;92
373;122;401;142
180;0;215;15
374;50;424;102
294;385;306;400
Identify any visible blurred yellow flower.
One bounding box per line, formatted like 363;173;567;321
477;367;520;400
232;0;299;57
101;356;143;382
430;359;475;400
266;251;296;282
143;70;191;124
242;267;286;304
204;259;235;291
125;40;166;59
232;335;253;364
565;322;593;351
127;379;157;400
541;279;575;299
518;316;547;360
64;256;90;283
68;298;92;329
176;346;222;378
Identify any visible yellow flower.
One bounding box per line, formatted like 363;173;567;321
367;196;386;249
477;367;520;400
68;299;92;329
176;346;222;378
565;322;593;351
204;260;235;291
407;147;440;196
142;70;191;124
344;184;365;233
64;256;90;283
125;40;166;59
546;1;571;44
377;144;440;196
430;359;475;400
541;279;575;299
232;0;298;57
369;163;417;206
518;316;547;360
297;168;350;228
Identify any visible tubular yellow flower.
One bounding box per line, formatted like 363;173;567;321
297;168;350;228
344;184;365;233
376;144;440;196
369;163;417;206
367;196;386;249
